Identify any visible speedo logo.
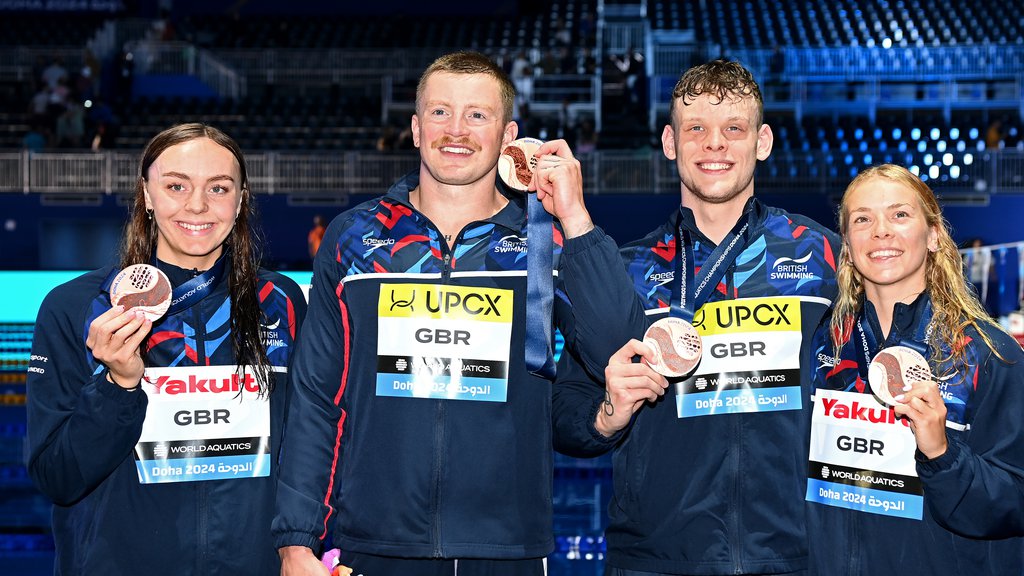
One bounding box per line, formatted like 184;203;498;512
151;372;259;395
363;237;395;248
770;252;817;280
821;396;911;428
648;271;674;287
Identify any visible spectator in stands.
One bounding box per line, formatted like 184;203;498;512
574;116;598;153
807;163;1024;575
579;10;596;44
40;57;67;91
554;17;572;47
55;100;86;148
22;121;48;152
513;63;535;104
273;49;627;576
552;59;839;576
965;237;994;312
375;125;396;151
540;49;560;75
307;214;325;260
87;99;120;150
986;119;1004;150
25;123;307;576
515;101;543;139
510;51;530;80
580;47;598;75
28;86;50;128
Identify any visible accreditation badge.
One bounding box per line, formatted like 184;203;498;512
806;389;924;520
376;283;513;402
133;365;271;484
674;296;803;417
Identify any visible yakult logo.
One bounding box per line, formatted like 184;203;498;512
151;371;259;395
821;396;911;428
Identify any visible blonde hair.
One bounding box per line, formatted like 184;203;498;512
416;51;515;125
831;163;1006;370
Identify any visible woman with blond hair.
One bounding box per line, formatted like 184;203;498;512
805;163;1024;575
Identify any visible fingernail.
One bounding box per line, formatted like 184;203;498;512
894;394;905;402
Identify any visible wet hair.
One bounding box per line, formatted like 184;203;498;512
831;163;1007;369
120;122;273;395
670;59;764;127
416;51;516;124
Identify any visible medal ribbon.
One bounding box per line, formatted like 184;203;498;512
525;193;556;379
165;254;227;315
670;209;754;323
854;299;934;380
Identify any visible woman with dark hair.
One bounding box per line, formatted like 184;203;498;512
807;164;1024;575
26;123;307;575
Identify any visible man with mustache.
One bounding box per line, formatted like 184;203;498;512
273;51;629;576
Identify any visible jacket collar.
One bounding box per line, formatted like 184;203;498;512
673;196;765;246
384;169;528;232
862;291;930;349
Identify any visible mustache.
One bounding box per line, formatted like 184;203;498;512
431;137;482;152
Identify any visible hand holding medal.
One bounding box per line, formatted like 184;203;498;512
867;345;934;406
643;317;703;378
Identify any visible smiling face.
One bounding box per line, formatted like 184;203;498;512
143;137;243;270
412;71;517;188
843;176;939;305
662;92;773;208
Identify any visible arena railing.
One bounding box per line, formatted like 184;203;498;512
2;149;1021;198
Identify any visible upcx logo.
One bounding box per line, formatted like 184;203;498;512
379;283;514;322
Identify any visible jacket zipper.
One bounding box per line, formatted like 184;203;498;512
433;236;452;556
191;267;210;572
725;269;745;575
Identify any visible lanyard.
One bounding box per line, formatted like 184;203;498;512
855;298;934;379
525;194;556;378
165;254;227;315
670;209;753;323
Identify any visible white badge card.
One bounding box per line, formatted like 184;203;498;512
806;389;924;520
376;283;513;402
133;365;271;484
674;296;803;418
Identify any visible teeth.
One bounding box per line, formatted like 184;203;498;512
700;162;730;170
180;222;213;232
441;147;472;155
870;249;902;258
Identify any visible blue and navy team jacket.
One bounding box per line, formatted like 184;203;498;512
808;293;1024;575
26;259;306;576
553;198;840;575
272;171;628;559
